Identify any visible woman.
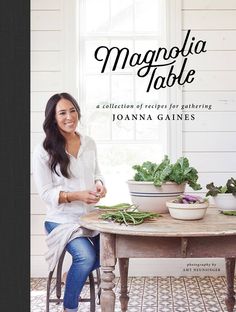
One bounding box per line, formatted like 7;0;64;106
33;92;106;312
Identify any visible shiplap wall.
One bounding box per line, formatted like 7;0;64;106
31;0;64;277
31;0;236;277
182;0;236;195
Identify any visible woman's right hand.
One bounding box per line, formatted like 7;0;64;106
76;190;101;204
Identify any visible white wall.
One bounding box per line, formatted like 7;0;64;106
31;0;236;277
31;0;64;277
182;0;236;196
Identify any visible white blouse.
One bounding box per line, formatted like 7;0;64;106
33;133;104;224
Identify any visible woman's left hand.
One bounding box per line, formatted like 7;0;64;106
95;180;107;198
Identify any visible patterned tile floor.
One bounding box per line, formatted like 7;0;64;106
31;276;236;312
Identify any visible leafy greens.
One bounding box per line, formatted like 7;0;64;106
133;155;202;190
206;177;236;197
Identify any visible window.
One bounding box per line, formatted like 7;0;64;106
77;0;169;202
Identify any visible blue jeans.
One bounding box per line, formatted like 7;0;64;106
45;221;100;312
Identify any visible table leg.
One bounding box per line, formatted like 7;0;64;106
225;257;236;312
100;233;116;312
119;258;129;312
101;265;116;312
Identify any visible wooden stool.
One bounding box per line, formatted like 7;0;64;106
46;249;101;312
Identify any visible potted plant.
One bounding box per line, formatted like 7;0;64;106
127;155;202;213
166;194;209;220
206;177;236;211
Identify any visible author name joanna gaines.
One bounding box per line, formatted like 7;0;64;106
112;113;195;121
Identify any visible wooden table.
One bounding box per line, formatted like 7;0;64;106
79;207;236;312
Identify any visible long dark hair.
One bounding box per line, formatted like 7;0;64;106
43;92;81;178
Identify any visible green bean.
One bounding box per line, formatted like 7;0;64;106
123;211;135;223
100;208;161;226
95;203;136;210
221;210;236;216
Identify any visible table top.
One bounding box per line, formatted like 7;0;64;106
79;207;236;237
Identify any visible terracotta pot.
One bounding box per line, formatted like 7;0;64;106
127;180;186;213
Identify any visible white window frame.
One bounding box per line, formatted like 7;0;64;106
62;0;182;159
166;0;183;160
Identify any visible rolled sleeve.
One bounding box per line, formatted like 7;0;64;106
93;142;105;186
33;144;62;209
39;183;62;209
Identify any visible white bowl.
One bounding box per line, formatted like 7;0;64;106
166;201;209;220
127;181;186;213
214;194;236;211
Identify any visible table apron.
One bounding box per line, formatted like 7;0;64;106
115;235;236;258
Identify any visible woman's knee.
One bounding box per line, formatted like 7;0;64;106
73;250;96;268
67;238;97;268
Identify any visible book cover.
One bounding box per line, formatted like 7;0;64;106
30;0;236;278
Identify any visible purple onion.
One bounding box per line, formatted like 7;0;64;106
175;194;206;204
182;194;199;201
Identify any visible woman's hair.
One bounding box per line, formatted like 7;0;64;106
43;92;81;178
